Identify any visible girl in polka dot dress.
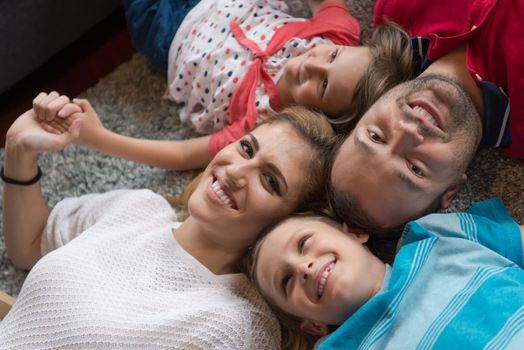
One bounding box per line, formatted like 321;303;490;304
41;0;413;170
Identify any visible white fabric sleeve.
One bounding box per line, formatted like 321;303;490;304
41;189;154;256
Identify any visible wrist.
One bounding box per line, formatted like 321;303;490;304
4;142;39;181
79;124;110;149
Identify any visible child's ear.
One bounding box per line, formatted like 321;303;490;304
341;223;369;244
441;174;467;209
300;319;329;336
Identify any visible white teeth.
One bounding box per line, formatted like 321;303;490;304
212;180;233;207
317;262;335;298
413;105;437;126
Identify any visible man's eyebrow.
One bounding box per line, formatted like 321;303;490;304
354;133;377;155
395;167;425;192
250;133;289;194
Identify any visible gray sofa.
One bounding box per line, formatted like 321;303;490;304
0;0;121;94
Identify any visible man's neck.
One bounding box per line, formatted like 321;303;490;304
420;47;484;118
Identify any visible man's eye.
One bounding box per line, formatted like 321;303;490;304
264;174;281;195
409;162;424;177
240;139;253;157
367;130;383;143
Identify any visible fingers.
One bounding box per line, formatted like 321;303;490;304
32;92;48;118
40;122;62;135
41;117;73;135
32;91;71;122
73;98;95;113
68;118;83;138
57;103;82;118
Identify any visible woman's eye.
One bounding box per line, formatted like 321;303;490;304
368;130;383;143
409;162;424;177
264;174;281;195
298;235;310;253
240;139;253;158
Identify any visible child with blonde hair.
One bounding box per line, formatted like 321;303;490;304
36;0;413;170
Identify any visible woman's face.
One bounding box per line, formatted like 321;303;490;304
188;122;314;247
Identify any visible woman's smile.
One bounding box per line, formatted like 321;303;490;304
206;175;238;210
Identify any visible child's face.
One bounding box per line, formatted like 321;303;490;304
255;217;384;326
277;44;371;118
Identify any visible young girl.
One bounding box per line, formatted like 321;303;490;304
0;105;334;348
36;0;412;170
249;203;524;349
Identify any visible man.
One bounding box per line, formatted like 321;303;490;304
329;0;523;235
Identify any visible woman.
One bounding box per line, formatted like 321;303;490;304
0;104;334;349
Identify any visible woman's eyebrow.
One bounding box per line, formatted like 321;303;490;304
248;133;259;151
250;133;288;194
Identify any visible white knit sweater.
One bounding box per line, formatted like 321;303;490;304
0;189;280;349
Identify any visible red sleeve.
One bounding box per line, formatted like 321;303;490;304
309;1;360;46
208;123;247;156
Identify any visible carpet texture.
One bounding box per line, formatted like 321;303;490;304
0;0;522;296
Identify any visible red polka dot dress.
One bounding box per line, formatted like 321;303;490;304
166;0;359;153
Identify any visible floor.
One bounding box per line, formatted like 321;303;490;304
0;7;135;147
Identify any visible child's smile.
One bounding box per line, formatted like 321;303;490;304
255;216;385;326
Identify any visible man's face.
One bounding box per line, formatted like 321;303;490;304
330;75;482;232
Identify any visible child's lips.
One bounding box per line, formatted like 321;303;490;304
315;260;336;299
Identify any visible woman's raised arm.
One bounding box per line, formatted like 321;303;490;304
2;109;78;269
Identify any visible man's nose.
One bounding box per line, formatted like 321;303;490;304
392;119;424;153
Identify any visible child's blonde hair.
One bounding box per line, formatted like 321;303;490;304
329;21;414;132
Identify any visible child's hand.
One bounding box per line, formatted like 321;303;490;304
69;98;106;147
37;97;106;147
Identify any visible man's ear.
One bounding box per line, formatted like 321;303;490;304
300;319;329;337
441;174;467;209
342;223;369;244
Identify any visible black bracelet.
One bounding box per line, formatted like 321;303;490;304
0;166;42;186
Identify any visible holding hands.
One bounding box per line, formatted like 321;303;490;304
32;91;106;149
6;91;104;156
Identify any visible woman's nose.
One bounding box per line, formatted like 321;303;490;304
224;162;250;190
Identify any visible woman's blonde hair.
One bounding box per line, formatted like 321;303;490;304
168;106;336;218
329;21;414;132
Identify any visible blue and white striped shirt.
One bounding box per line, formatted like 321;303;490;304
319;198;523;350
